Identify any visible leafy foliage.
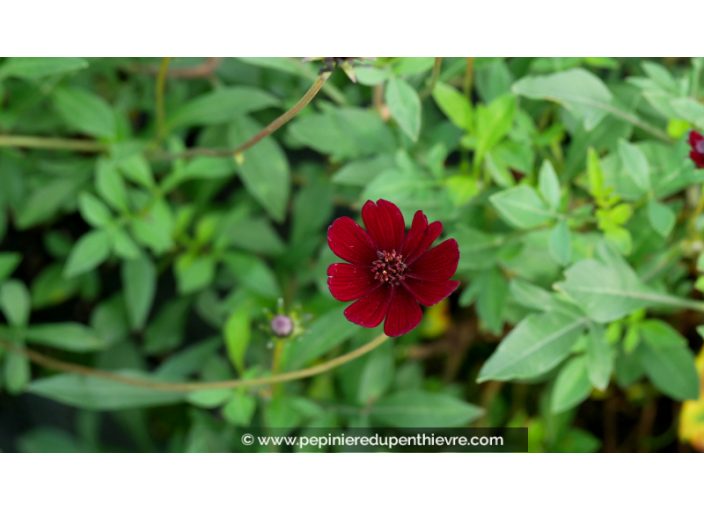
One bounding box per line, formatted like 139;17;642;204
1;57;703;453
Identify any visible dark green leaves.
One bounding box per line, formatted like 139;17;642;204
122;255;156;331
371;391;483;427
228;116;290;222
53;86;116;139
26;323;105;352
224;309;250;373
635;320;699;401
168;87;280;128
0;57;87;80
64;230;111;278
27;372;185;410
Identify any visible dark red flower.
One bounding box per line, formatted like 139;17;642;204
326;199;460;337
688;130;704;168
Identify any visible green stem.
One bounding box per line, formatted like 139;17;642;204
155;57;172;144
419;57;443;99
0;135;104;152
0;332;389;392
157;72;331;161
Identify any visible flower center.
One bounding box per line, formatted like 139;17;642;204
372;250;406;286
696;140;704;153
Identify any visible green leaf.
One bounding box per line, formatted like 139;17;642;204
636;320;699;401
95;158;129;213
78;192;112;228
30;264;81;309
538;160;561;210
118;154;154;189
224;309;250;373
587;147;605;197
5;349;30;394
332;155;396;187
356;340;395;405
122;255;156;331
143;299;190;354
549;220;572;266
15;178;82;229
554;246;690;323
490;185;554;229
161;157;235;192
513;69;613;130
0;253;21;283
0;57;87;79
130;199;175;256
53;86;116;139
186;389;233;409
618;139;650;193
371;391;483;427
475;95;516;167
222;393;257;426
445;174;480;206
551;356;592;413
477;310;588;382
27;372;185;410
647;199;676;237
64;230;111;278
585;324;612;391
476;267;508;334
228;116;290;222
432;82;472;130
385;76;421;141
109;228;141;260
0;279;31;326
452;225;502;271
17;427;88;453
25;323;105;352
175;254;215;295
284;305;359;370
222;252;280;299
168;87;280;128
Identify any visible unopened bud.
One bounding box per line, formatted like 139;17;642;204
270;314;294;338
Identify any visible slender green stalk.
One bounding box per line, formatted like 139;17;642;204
0;135;104;152
160;72;331;161
0;332;389;392
155;57;172;144
419;57;443;99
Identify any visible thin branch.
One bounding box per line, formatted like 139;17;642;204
156;71;332;161
0;332;389;392
0;135;105;152
155;57;172;144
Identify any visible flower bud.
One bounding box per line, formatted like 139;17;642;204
270;314;294;338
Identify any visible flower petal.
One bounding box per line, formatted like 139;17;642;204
344;284;393;328
383;285;422;337
361;199;405;253
327;263;380;302
407;239;460;282
327;216;378;265
401;210;443;265
402;278;459;306
689;130;703;148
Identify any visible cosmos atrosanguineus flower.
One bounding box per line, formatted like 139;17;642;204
689;130;704;168
326;199;460;337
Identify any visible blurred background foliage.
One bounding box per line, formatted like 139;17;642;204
0;57;703;453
